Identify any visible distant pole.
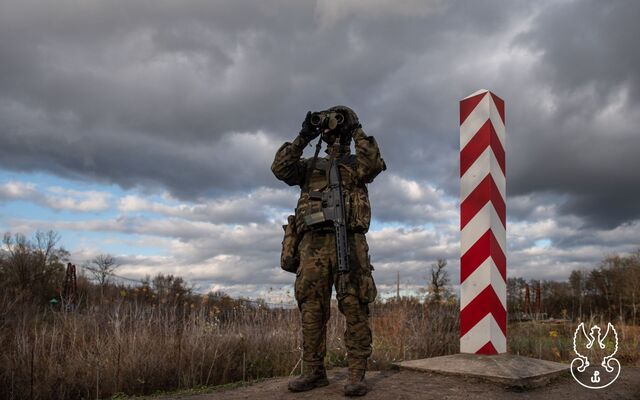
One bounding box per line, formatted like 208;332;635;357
397;271;400;300
62;263;77;311
524;283;531;316
459;90;507;354
535;282;541;319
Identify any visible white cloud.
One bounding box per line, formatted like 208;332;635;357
0;181;37;198
45;186;111;212
117;186;296;224
0;180;111;212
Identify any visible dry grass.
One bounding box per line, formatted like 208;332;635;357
508;318;640;366
1;298;302;399
1;295;638;400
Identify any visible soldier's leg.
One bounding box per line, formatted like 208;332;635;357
337;233;376;396
289;231;334;392
338;295;372;368
338;292;371;397
295;231;334;367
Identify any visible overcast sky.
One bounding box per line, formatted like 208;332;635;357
1;0;639;302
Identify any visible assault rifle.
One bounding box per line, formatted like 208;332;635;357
304;157;350;294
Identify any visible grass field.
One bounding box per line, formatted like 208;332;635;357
1;296;638;400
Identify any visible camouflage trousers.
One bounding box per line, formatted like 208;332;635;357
294;230;377;370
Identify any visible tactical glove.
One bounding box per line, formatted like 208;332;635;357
299;111;320;142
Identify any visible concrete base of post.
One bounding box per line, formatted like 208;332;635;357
394;354;569;390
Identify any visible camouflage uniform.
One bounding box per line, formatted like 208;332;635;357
271;126;385;373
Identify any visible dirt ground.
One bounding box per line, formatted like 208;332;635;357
161;367;640;400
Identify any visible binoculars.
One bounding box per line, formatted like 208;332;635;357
310;111;345;130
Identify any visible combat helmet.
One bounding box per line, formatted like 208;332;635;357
326;105;361;145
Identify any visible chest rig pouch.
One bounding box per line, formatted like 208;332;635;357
302;155;355;227
296;150;371;234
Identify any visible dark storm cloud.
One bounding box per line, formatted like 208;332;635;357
0;0;638;229
0;0;528;196
507;0;640;228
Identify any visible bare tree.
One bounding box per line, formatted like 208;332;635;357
86;254;119;288
0;230;68;302
152;273;192;302
429;258;450;303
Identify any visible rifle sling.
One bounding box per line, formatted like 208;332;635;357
303;136;323;193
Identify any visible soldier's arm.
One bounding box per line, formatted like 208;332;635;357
353;127;386;184
271;135;308;187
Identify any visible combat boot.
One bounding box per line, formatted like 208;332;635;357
344;368;367;396
287;364;329;392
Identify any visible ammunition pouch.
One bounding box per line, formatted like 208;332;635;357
280;214;301;273
303;190;325;226
296;187;371;233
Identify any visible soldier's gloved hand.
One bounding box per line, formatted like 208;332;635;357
299;111;320;142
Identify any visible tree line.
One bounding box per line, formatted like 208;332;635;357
1;230;639;324
506;251;640;323
0;230;264;318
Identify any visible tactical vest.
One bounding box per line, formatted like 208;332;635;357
294;154;371;235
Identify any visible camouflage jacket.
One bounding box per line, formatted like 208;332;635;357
271;128;386;235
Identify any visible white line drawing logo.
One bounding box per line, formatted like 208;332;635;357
571;322;621;389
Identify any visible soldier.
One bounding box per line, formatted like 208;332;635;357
271;105;386;396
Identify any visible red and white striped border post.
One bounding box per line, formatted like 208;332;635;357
459;89;506;354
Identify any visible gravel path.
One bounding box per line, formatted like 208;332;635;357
160;366;640;400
